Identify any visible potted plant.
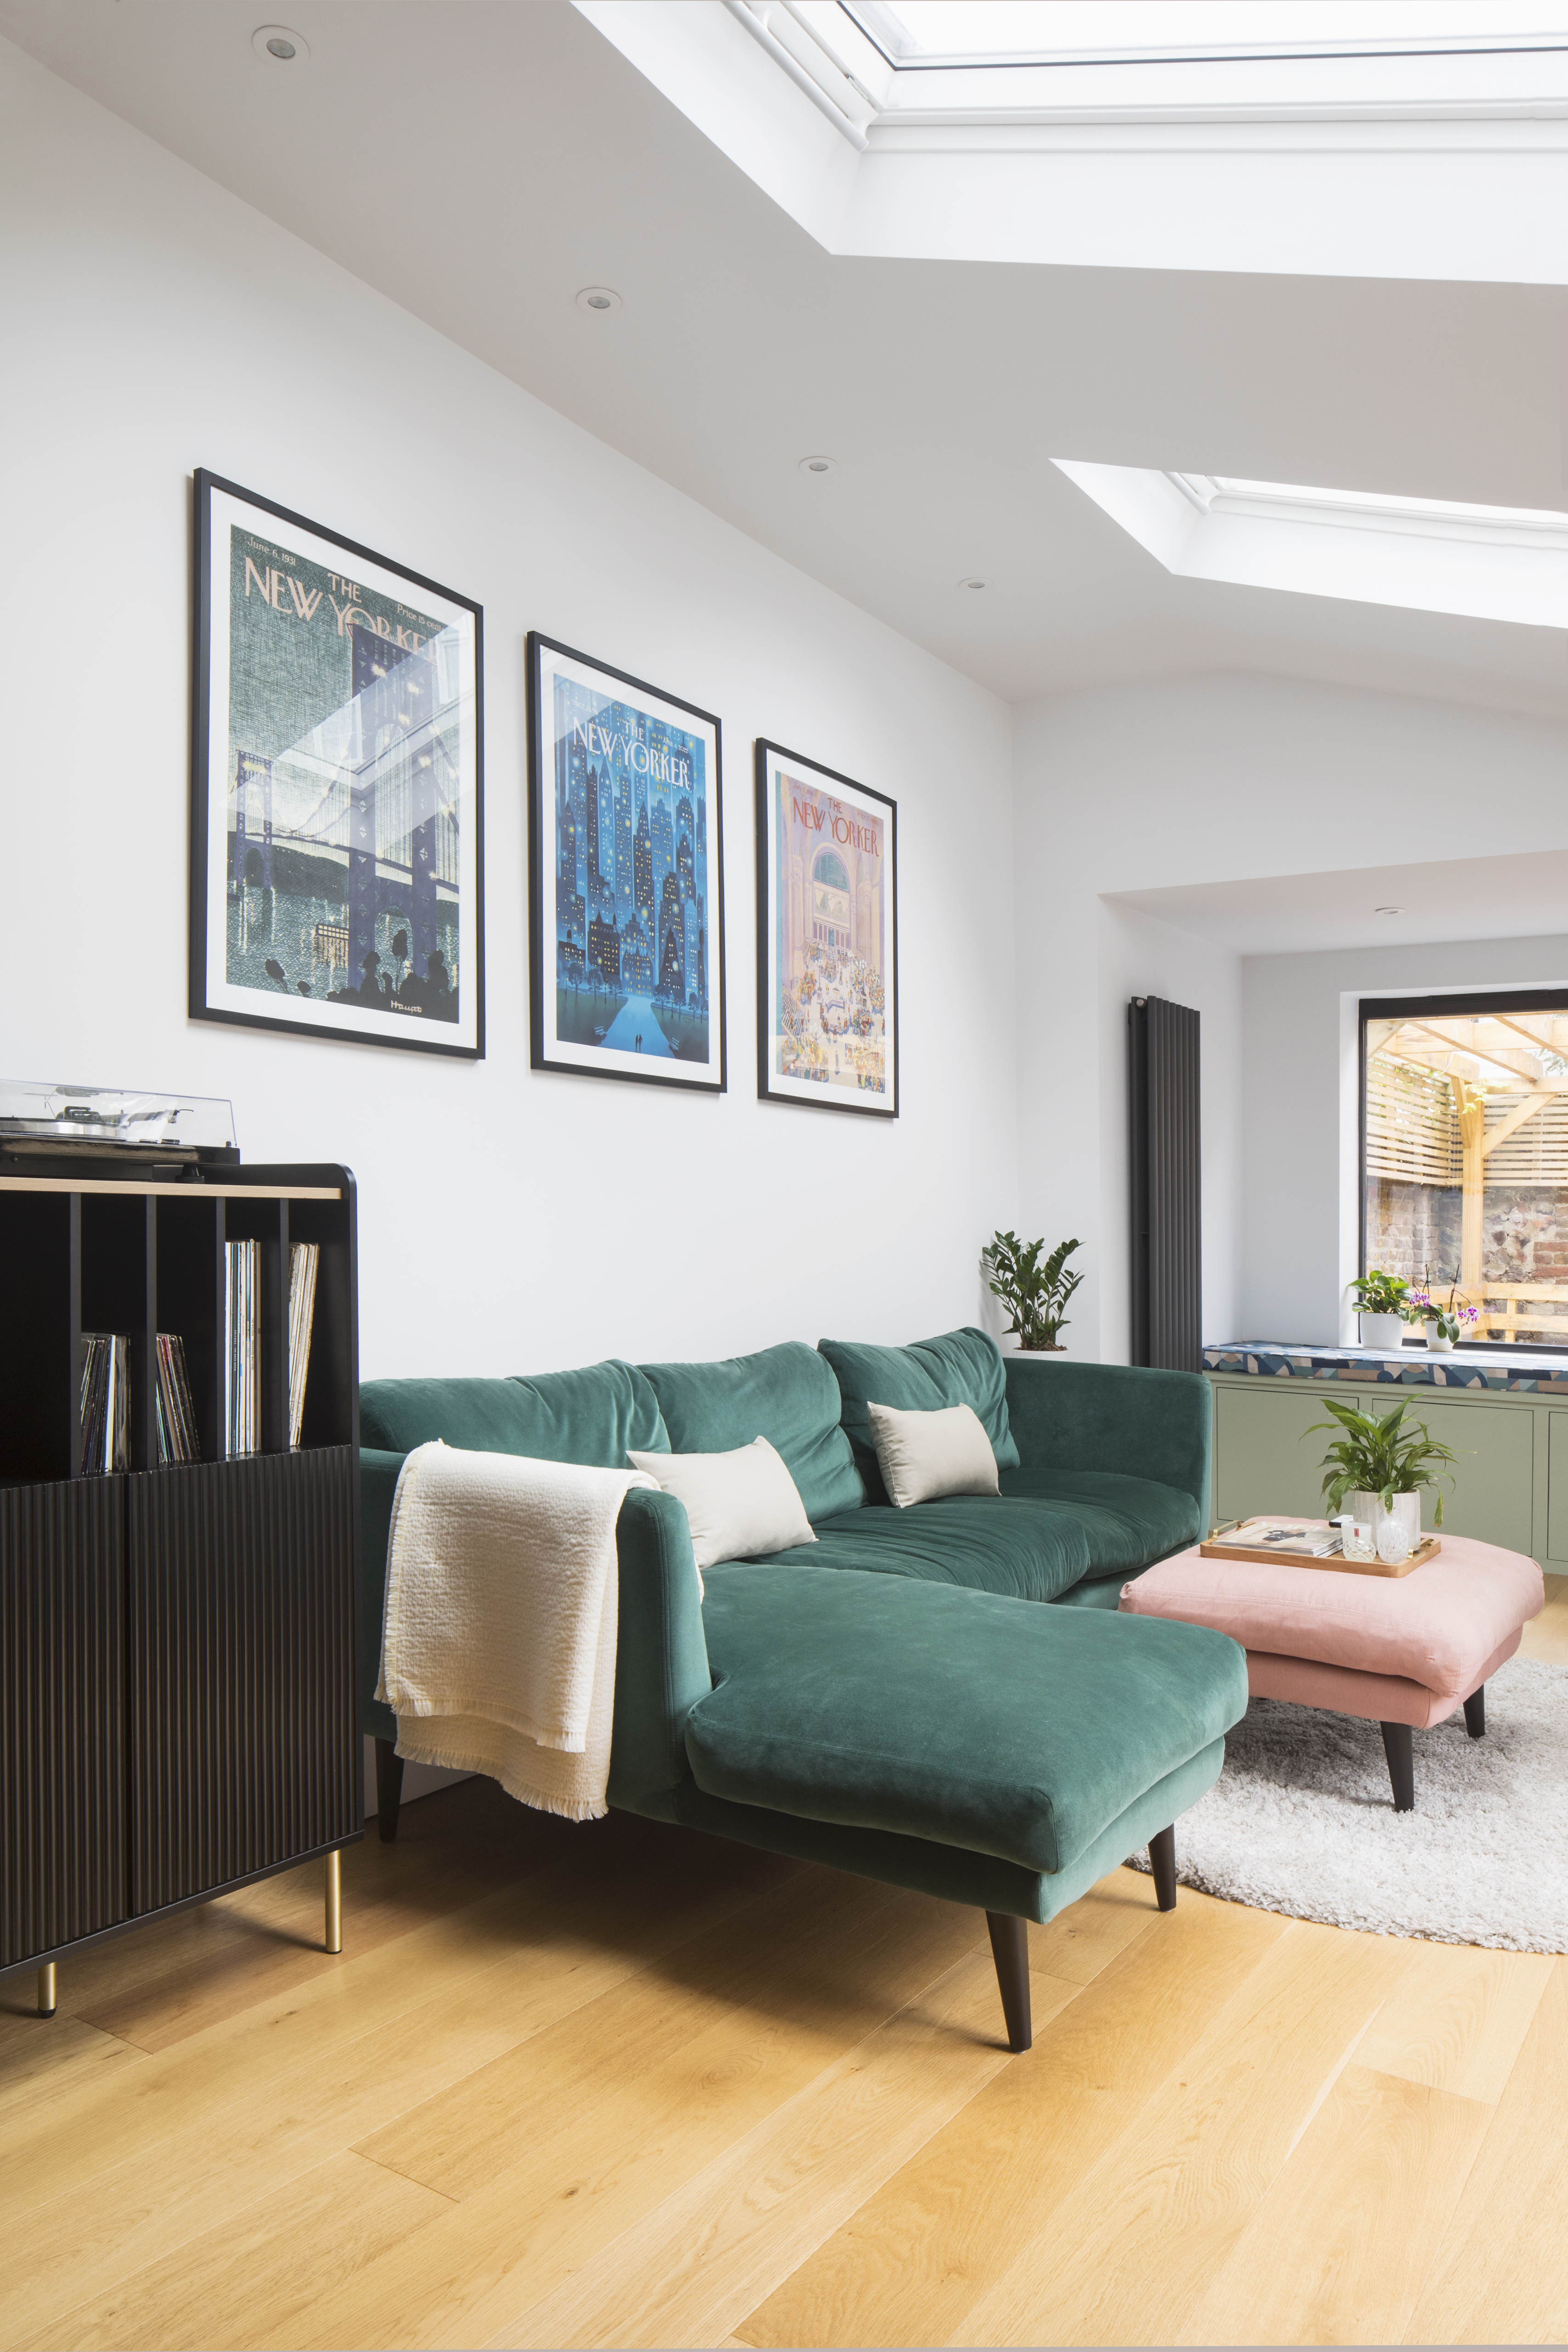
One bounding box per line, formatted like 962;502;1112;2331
982;1231;1082;1353
1410;1277;1480;1354
1302;1395;1459;1552
1349;1269;1410;1352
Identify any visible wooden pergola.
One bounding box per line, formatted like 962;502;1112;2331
1367;1009;1568;1340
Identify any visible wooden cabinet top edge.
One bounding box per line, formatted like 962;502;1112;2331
0;1178;341;1199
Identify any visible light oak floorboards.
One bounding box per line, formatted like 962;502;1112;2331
1519;1567;1568;1666
2;1772;1564;2351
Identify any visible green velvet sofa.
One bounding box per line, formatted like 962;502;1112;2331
359;1332;1245;2051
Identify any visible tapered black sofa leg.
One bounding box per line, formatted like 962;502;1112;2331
986;1912;1032;2054
1464;1685;1486;1739
1381;1720;1415;1811
374;1737;404;1842
1149;1823;1177;1911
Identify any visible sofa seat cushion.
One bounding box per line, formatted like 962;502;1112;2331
689;1566;1247;1875
820;1327;1019;1505
360;1361;668;1466
756;1497;1089;1603
641;1343;862;1522
997;1467;1201;1577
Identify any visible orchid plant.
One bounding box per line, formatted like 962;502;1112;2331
1409;1274;1481;1345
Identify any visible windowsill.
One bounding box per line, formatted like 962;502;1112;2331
1204;1341;1568;1391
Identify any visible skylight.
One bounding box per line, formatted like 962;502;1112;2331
580;1;1568;282
1053;462;1568;628
1169;475;1568;547
848;3;1568;68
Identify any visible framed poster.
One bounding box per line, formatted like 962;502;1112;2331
528;634;725;1091
755;741;898;1118
191;468;484;1057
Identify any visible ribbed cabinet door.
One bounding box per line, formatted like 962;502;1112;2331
127;1448;356;1913
0;1479;127;1968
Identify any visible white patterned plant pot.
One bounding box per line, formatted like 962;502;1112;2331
1347;1487;1421;1559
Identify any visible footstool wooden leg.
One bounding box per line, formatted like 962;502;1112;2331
1148;1822;1177;1911
1381;1721;1415;1811
1464;1685;1485;1739
985;1912;1032;2054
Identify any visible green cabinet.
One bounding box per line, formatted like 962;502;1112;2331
1208;1374;1550;1562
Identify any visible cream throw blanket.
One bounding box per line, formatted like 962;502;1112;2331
376;1441;656;1821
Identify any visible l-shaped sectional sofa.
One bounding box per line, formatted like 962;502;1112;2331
360;1329;1248;2051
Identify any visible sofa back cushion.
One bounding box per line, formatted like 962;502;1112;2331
359;1360;669;1467
819;1326;1020;1506
640;1342;863;1522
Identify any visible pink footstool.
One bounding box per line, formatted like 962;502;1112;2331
1121;1532;1545;1810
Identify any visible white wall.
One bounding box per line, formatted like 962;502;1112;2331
0;38;1017;1380
1012;671;1568;1362
1242;933;1568;1346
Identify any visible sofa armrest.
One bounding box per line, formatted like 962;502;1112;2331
360;1448;406;1743
1004;1360;1212;1526
607;1486;713;1817
358;1455;711;1805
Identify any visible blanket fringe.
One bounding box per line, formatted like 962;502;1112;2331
393;1734;608;1822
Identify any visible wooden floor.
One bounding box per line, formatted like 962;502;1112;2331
4;1574;1566;2351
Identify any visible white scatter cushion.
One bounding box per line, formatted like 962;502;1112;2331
626;1436;816;1572
866;1400;999;1509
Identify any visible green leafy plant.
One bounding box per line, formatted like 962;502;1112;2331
1350;1269;1411;1317
1302;1396;1459;1526
982;1231;1082;1351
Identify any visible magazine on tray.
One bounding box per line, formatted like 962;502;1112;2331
1206;1517;1342;1559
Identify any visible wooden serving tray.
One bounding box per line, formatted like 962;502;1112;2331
1199;1533;1441;1578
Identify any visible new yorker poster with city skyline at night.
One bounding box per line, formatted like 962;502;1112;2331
755;741;897;1119
190;469;484;1057
528;635;725;1091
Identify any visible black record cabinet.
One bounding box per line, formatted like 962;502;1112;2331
0;1164;362;2013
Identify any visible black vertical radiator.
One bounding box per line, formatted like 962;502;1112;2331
1128;995;1202;1371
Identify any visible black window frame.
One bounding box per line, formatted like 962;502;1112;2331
1359;985;1568;1354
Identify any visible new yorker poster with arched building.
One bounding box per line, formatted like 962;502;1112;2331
755;741;898;1118
528;635;725;1092
190;470;484;1057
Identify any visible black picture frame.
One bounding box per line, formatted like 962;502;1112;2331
754;739;899;1118
527;632;726;1093
190;467;485;1058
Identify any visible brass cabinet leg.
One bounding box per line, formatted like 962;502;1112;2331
37;1962;57;2018
324;1847;342;1954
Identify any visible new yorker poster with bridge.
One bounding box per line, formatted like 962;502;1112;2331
191;470;484;1057
528;634;724;1092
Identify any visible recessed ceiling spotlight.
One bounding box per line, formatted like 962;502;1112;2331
252;24;307;62
959;576;986;591
1374;905;1404;916
798;455;835;475
576;287;622;314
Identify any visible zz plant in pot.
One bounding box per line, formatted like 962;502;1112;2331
982;1231;1082;1352
1302;1396;1459;1549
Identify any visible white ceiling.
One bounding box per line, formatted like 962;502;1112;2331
1108;846;1568;956
5;0;1568;715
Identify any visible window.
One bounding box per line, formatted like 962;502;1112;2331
1361;990;1568;1349
849;4;1568;69
1051;463;1568;628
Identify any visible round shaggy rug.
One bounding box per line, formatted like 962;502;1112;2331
1131;1657;1568;1954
